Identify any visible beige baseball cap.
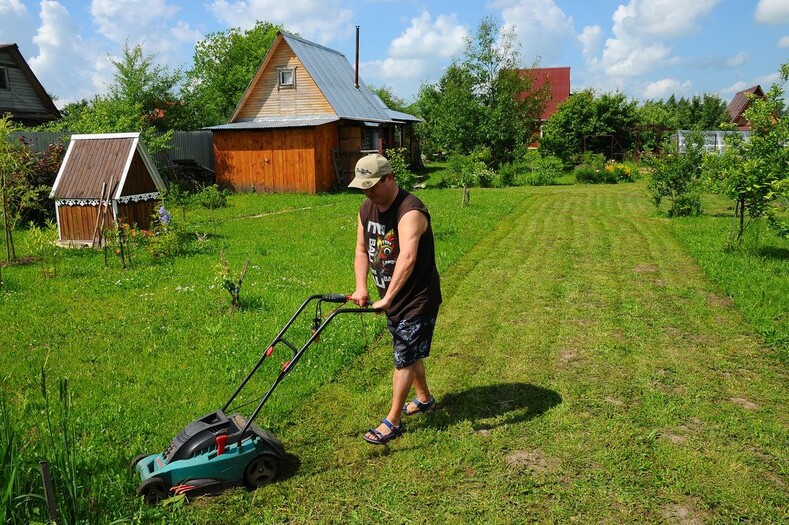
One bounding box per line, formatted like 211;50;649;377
348;154;392;189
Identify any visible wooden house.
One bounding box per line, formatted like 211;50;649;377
0;43;60;125
727;85;764;131
518;67;570;146
49;133;165;246
208;31;420;194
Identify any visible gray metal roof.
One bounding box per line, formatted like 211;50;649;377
207;116;339;130
280;32;399;123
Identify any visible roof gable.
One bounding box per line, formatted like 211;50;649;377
727;85;764;124
50;133;165;200
0;43;60;124
230;31;400;124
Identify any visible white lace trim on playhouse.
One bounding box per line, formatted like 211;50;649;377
57;192;160;206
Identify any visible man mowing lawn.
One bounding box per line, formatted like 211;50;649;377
348;153;443;445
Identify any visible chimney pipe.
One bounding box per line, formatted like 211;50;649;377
355;26;360;89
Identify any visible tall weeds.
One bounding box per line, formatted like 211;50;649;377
1;395;22;524
41;368;81;524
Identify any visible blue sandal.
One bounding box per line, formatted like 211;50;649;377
402;396;436;416
363;418;403;445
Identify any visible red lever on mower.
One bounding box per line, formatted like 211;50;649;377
215;434;228;456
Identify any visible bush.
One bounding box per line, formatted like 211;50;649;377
573;152;608;184
385;147;417;190
440;152;492;188
646;131;705;216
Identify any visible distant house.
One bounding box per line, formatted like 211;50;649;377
0;43;60;125
518;67;570;145
727;85;764;131
207;31;420;194
49;133;165;246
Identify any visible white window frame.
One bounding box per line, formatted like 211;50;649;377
277;67;295;89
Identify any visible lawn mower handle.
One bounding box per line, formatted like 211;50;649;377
223;293;378;442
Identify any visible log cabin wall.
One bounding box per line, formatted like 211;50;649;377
236;44;333;121
214;123;342;194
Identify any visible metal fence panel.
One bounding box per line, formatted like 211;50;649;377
9;130;215;170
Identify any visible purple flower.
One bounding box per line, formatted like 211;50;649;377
158;206;172;226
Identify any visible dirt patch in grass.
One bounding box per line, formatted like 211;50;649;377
661;500;707;525
661;418;703;444
707;292;734;308
730;397;759;410
558;349;579;368
633;263;658;273
505;449;559;474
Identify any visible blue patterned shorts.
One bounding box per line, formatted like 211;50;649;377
387;313;438;369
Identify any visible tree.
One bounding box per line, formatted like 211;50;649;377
706;61;789;242
370;85;409;113
44;43;176;154
108;42;183;131
179;21;282;129
646;129;705;216
415;63;481;156
414;16;545;166
540;89;638;165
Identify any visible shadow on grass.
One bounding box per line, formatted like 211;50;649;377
757;245;789;260
431;382;562;431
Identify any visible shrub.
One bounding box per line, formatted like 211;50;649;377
646;131;705;216
441;153;491;189
574;153;608;184
385;147;417;190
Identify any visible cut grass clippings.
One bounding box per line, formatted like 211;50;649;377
1;182;786;523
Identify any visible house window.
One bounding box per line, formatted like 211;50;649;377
361;124;379;153
278;67;295;89
0;68;8;90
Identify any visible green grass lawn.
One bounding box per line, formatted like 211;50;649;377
1;181;786;523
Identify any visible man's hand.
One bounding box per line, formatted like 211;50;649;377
349;289;370;307
372;296;391;312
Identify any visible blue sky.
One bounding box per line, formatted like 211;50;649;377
1;0;788;109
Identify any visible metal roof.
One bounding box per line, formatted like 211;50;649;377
207;116;340;130
280;32;396;123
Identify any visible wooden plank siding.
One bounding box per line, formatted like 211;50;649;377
117;200;157;231
57;205;101;243
120;151;158;196
236;43;333;121
213;122;340;194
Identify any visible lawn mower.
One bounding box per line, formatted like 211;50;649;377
132;294;376;503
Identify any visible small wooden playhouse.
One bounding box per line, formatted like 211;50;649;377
49;133;165;246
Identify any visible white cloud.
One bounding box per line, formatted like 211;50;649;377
600;0;721;77
207;0;353;44
725;52;748;67
755;0;789;24
0;0;34;49
28;1;96;106
362;11;468;100
778;36;789;48
579;25;603;62
490;0;575;65
89;0;201;73
643;77;691;99
90;0;181;43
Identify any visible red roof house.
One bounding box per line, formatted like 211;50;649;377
520;67;571;121
727;85;765;131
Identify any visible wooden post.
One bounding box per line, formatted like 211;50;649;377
91;181;107;248
39;461;58;522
